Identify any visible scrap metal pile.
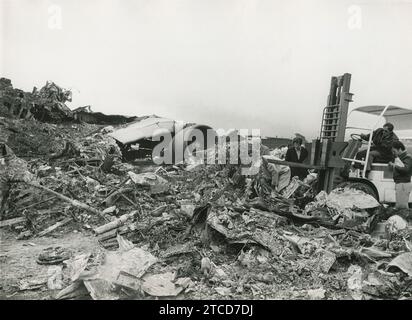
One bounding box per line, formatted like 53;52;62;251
0;78;136;125
1;81;412;300
0;77;73;122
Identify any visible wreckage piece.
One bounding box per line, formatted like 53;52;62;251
58;236;158;300
160;243;195;259
386;215;408;234
98;212;175;247
347;265;364;300
47;265;64;290
103;177;130;199
200;257;212;276
97;225;135;243
307;288;326;300
102;186;134;206
37;247;71;265
89;247;158;299
37;217;73;237
246;200;322;224
55;281;90;300
19;196;56;211
93;211;138;235
325;188;380;210
387;252;412;276
120;193;140;210
305;188;379;214
64;253;92;282
206;210;282;253
281;177;304;199
38;81;72;103
180;183;230;237
99;238;121;250
151;204;168;217
83;279;119;300
100;146;117;173
283;233;320;256
18;278;47;291
2;80;74;123
108;116;216;162
312;249;337;273
253;195;367;231
114;272;188;297
358;247;393;260
183;203;212;237
361;271;401;299
113;272;145;295
102;206;117;215
72;106;137;125
116;234;135;251
109;117;176;145
25;181;109;221
302;188;384;232
1;143;35;216
261;155;291;192
49;140;80;159
140;272;184;297
0;216;26;228
96;206;166;241
128;171;169;194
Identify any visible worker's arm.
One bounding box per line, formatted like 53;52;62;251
394;157;412;174
360;133;370;141
361;128;379;142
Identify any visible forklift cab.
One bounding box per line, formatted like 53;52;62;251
342;105;412;203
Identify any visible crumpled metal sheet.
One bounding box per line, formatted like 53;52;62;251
326;188;380;210
261;154;291;192
38;81;72;103
59;236;158;300
347;265;364;300
306;188;380;215
0;144;34;183
387;252;412;276
128;171;169;194
95;246;158;283
141;272;183;297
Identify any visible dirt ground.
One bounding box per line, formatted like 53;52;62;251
0;226;352;300
0;229;99;299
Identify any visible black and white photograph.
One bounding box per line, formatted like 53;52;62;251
1;0;412;306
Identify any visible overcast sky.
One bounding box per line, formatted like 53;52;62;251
1;0;412;138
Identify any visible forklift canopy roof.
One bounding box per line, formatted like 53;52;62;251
352;105;412;131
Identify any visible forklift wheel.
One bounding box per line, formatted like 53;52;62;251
336;181;379;201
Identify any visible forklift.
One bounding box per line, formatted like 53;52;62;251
265;73;412;205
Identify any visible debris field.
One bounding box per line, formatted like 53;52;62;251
1;78;411;300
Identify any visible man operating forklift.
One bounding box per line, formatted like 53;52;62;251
355;122;399;174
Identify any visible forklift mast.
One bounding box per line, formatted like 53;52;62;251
320;73;352;142
315;73;353;192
